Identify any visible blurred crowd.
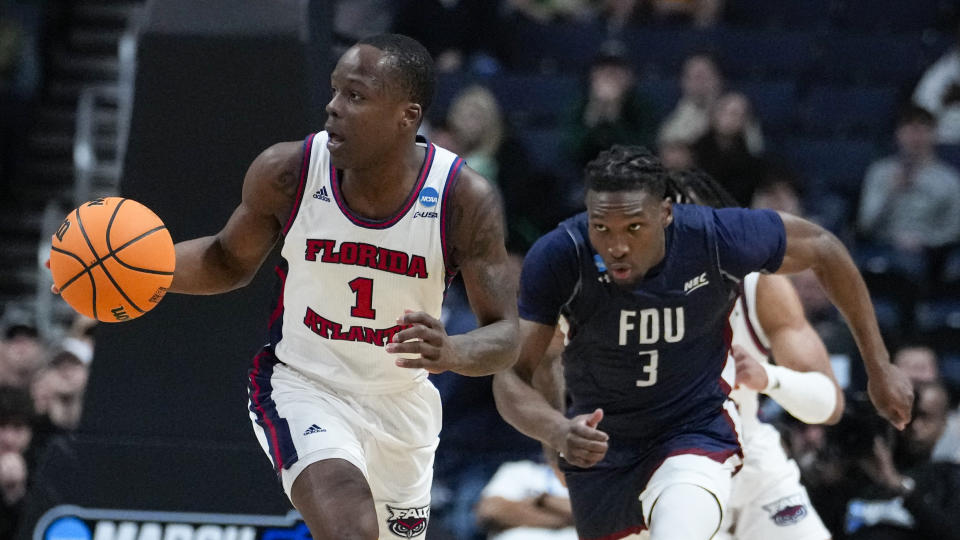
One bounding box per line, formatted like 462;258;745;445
0;316;92;537
3;0;960;539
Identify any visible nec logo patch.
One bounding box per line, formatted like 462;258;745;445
683;272;709;294
386;504;429;538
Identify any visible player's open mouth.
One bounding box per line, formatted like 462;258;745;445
327;132;345;149
610;265;632;280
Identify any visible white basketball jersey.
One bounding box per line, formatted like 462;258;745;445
727;272;773;445
273;132;463;393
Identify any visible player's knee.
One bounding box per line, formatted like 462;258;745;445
649;484;721;540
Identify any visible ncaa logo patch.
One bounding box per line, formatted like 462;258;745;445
419;187;439;208
762;494;808;526
386;504;429;538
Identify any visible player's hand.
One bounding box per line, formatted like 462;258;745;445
867;362;914;430
387;310;458;374
732;345;768;391
553;408;608;469
44;259;60;294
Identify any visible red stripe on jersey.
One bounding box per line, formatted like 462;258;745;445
282;133;316;237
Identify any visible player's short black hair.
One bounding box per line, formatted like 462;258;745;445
584;145;669;198
666;168;739;208
357;33;435;116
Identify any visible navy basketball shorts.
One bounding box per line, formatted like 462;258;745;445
561;410;742;540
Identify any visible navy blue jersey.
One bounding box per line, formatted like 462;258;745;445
519;204;786;446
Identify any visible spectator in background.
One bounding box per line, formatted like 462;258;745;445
640;0;723;27
893;345;939;385
0;385;33;540
0;451;26;539
658;53;724;146
505;0;595;24
840;383;960;540
657;136;695;171
475;456;576;540
750;162;804;216
0;325;45;389
563;44;656;169
857;105;960;256
442;85;565;255
912;22;960;144
32;350;88;432
692;92;767;206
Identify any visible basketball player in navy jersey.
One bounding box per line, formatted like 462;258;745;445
492;145;912;540
166;35;519;540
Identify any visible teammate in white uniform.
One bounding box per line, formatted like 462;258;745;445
166;34;519;540
670;169;844;540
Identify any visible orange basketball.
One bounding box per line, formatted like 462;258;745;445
49;197;175;322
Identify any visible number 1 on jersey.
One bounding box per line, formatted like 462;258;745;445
349;277;376;319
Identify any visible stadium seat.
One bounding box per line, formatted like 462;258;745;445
871;296;904;336
780;137;879;198
937;144;960;172
799;84;900;138
837;0;943;33
489;73;580;128
817;33;926;85
636;76;681;120
914;298;960;352
718;30;817;80
507;19;607;74
622;27;718;77
724;0;835;31
516;127;575;180
735;79;798;132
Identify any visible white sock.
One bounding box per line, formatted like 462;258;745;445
648;483;722;540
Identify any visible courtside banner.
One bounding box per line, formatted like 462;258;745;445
35;506;307;540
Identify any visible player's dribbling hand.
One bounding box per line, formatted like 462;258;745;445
867;362;914;431
732;345;767;391
554;408;608;469
387;310;457;374
44;259;61;294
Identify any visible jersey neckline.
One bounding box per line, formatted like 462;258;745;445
329;138;436;230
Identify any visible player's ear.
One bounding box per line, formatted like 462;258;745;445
661;198;673;227
401;103;422;129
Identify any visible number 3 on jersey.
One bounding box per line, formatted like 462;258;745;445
349;277;376;319
636;350;658;387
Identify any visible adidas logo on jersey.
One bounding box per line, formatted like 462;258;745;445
303;424;326;436
683;272;709;294
313;187;330;202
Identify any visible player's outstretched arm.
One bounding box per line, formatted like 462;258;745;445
390;167;519;376
169;141;302;295
775;212;913;429
493;320;609;468
736;274;844;425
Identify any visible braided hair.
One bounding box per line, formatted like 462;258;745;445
665;168;740;208
584;145;670;198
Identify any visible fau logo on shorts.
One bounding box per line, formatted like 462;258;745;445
762;494;808;526
386;504;429;538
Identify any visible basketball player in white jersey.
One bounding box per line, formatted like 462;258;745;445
661;169;843;540
166;34;520;540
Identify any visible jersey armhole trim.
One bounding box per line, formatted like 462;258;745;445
281;133;316;237
440;157;465;278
